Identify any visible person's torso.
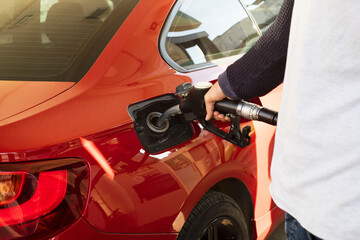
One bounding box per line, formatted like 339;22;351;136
271;1;360;239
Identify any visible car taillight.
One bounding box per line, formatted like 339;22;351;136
0;173;25;206
0;158;88;239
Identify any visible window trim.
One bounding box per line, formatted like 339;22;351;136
159;0;261;73
237;0;263;36
159;0;189;73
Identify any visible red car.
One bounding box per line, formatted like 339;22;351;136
0;0;284;239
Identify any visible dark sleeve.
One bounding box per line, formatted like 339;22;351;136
219;0;294;100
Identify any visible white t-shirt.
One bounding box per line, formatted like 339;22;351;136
270;1;360;240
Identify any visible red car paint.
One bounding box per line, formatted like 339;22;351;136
0;0;284;239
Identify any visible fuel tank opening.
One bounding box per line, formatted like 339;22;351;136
127;94;194;154
146;112;169;133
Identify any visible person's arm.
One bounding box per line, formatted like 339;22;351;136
205;0;294;121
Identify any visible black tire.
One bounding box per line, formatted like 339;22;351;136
177;191;250;240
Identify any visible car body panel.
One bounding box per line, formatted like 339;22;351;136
53;217;177;240
0;81;74;121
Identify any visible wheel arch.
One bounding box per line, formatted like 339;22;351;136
174;174;255;237
172;157;257;235
210;178;254;237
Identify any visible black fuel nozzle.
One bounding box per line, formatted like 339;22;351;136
175;82;193;98
180;81;278;126
155;104;181;129
178;81;278;148
177;81;253;148
179;82;212;116
155;82;210;128
155;81;278;148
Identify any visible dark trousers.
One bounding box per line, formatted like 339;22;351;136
285;213;323;240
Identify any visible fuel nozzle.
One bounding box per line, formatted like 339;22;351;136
177;81;253;147
155;82;212;129
154;81;277;149
175;82;193;98
179;81;213;115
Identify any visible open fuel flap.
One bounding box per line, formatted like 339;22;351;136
127;94;194;154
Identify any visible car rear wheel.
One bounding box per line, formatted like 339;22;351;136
177;191;250;240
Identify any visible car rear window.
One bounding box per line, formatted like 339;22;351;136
0;0;139;82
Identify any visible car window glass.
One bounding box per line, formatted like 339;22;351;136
0;0;139;82
162;0;260;71
243;0;284;33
